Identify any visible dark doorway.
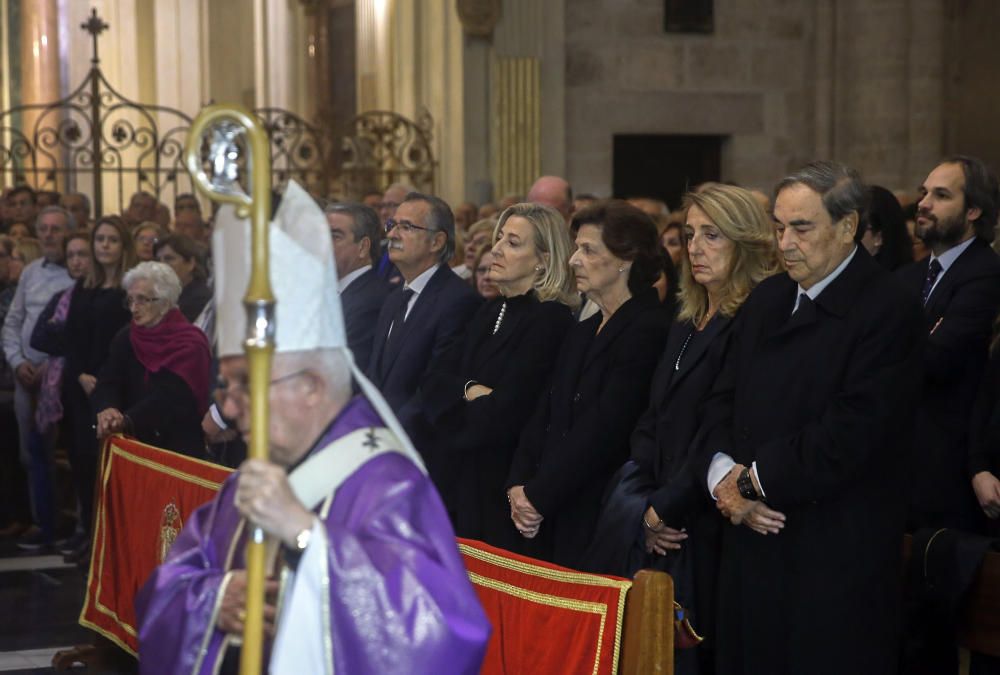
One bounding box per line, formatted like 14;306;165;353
613;134;724;210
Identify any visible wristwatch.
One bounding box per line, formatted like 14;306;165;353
737;467;759;501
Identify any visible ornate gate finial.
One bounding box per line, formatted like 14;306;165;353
81;8;109;64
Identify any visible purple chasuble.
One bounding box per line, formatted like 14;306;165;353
135;395;490;674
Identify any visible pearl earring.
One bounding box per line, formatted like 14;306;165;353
618;266;625;273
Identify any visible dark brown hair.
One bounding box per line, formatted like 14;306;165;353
570;200;663;294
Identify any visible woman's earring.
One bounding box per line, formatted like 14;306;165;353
618;266;625;273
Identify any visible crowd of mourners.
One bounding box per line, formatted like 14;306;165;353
2;152;999;674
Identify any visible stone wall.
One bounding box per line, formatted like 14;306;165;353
562;0;952;198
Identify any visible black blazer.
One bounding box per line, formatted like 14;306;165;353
340;268;390;370
635;314;735;526
422;293;574;545
508;289;671;567
897;237;1000;528
367;264;482;442
697;249;924;675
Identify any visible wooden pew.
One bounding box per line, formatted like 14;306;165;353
620;569;675;674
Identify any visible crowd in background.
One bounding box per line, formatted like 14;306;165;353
1;152;1000;674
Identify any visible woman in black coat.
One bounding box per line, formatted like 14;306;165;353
422;203;577;550
506;200;671;567
93;261;212;458
582;185;779;675
32;218;134;557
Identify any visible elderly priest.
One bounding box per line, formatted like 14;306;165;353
135;182;489;674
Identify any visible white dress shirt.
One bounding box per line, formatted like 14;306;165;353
924;235;976;301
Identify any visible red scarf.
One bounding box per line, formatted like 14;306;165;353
129;308;212;413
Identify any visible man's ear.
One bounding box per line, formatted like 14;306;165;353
841;211;859;240
429;230;447;254
966;205;982;226
359;235;371;261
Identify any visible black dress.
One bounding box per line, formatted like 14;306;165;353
32;282;131;534
507;289;671;567
91;326;207;458
582;314;736;675
422;292;573;550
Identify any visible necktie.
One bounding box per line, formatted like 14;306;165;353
792;292;809;315
383;288;414;362
921;259;943;304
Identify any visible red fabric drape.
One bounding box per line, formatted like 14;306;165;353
458;538;632;675
80;436;233;654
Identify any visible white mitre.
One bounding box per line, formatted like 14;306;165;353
211;180;424;470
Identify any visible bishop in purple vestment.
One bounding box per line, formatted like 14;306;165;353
134;183;489;674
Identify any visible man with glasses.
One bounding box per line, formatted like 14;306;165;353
1;206;74;550
368;193;481;453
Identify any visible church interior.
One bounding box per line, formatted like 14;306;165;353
2;0;1000;673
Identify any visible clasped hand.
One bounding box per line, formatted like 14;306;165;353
642;506;688;556
507;485;542;538
713;465;787;536
95;407;125;439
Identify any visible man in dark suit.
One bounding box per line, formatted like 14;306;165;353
706;161;924;675
368;192;481;449
326;202;390;369
896;156;1000;675
897;155;1000;530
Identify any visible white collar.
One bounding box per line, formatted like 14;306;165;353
798;245;858;302
403;263;439;295
338;264;372;292
929;235;976;274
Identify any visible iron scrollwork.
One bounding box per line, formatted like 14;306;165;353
0;9;331;216
340;108;437;197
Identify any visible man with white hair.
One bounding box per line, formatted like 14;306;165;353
135;183;489;674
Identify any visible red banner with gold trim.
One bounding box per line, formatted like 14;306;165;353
79;436;233;655
458;539;631;675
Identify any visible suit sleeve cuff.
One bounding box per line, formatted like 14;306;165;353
751;461;767;499
707;452;735;500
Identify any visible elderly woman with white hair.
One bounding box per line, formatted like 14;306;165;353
92;261;212;457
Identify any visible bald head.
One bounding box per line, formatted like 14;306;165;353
527;176;573;219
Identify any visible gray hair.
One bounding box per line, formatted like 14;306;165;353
35;205;76;232
123;261;182;307
324;202;382;265
403;192;455;263
775;160;869;231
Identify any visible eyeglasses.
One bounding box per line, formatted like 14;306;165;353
214;369;309;407
124;293;162;309
385;218;435;234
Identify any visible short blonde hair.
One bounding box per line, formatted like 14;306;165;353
676;184;779;324
495;203;578;308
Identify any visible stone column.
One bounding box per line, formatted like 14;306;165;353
19;0;61;190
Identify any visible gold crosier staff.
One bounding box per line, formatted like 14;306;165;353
184;105;273;675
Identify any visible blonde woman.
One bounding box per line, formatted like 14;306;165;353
423;203;577;548
583;184;779;675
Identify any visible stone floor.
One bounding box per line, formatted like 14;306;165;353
0;538;127;674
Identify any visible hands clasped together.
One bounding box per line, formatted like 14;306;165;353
713;464;786;536
507;485;542;539
216;459;316;635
